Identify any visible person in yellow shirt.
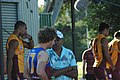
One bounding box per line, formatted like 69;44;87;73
107;31;120;80
92;22;115;80
6;21;34;80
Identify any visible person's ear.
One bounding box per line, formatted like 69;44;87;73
61;40;64;44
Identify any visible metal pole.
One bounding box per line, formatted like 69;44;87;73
86;27;89;48
0;1;4;80
52;0;63;26
85;10;89;48
71;0;75;54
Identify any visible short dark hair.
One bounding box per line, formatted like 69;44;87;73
99;22;110;32
38;28;57;43
14;21;26;29
114;31;120;37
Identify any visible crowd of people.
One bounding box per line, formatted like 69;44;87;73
82;22;120;80
2;20;120;80
5;21;78;80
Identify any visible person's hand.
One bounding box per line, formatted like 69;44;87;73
23;33;32;40
4;68;6;74
111;65;115;71
72;66;77;70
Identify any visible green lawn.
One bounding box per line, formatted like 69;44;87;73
77;62;83;79
4;62;83;80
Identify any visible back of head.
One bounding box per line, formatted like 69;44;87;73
114;31;120;38
14;21;26;30
38;28;57;43
98;22;110;32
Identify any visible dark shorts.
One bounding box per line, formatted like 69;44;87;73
11;64;24;80
11;55;24;79
11;72;24;80
106;69;112;80
112;70;120;80
31;77;41;80
94;67;107;80
106;68;120;80
112;54;120;80
85;74;96;80
30;73;41;80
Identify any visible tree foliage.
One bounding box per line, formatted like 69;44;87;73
38;5;44;13
84;0;120;37
55;2;88;61
39;0;120;61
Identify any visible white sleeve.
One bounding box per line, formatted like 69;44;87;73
37;51;49;63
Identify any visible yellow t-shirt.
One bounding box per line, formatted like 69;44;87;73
6;34;24;73
106;38;120;69
92;34;105;67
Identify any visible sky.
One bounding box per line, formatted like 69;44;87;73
38;0;44;7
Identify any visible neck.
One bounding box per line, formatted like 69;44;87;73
53;46;62;56
99;32;103;34
115;37;120;40
13;30;20;38
99;31;106;37
38;43;48;50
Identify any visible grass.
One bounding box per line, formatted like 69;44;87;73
77;62;83;79
4;62;83;80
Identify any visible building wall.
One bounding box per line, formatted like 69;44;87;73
1;0;39;54
1;0;39;45
0;0;39;79
18;0;39;45
1;2;18;54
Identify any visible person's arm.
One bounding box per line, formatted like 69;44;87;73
36;52;49;80
52;54;78;79
23;61;31;80
7;40;18;80
52;66;72;77
45;62;52;79
63;66;78;80
23;33;34;49
4;55;6;74
82;59;86;79
82;50;87;79
63;51;78;80
118;41;120;53
101;38;115;70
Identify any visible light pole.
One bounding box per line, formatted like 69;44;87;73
85;9;89;48
71;0;75;54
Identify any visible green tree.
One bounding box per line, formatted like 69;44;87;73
83;0;120;38
40;0;120;61
38;5;44;13
55;2;88;61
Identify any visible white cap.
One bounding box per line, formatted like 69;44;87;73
56;30;64;39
